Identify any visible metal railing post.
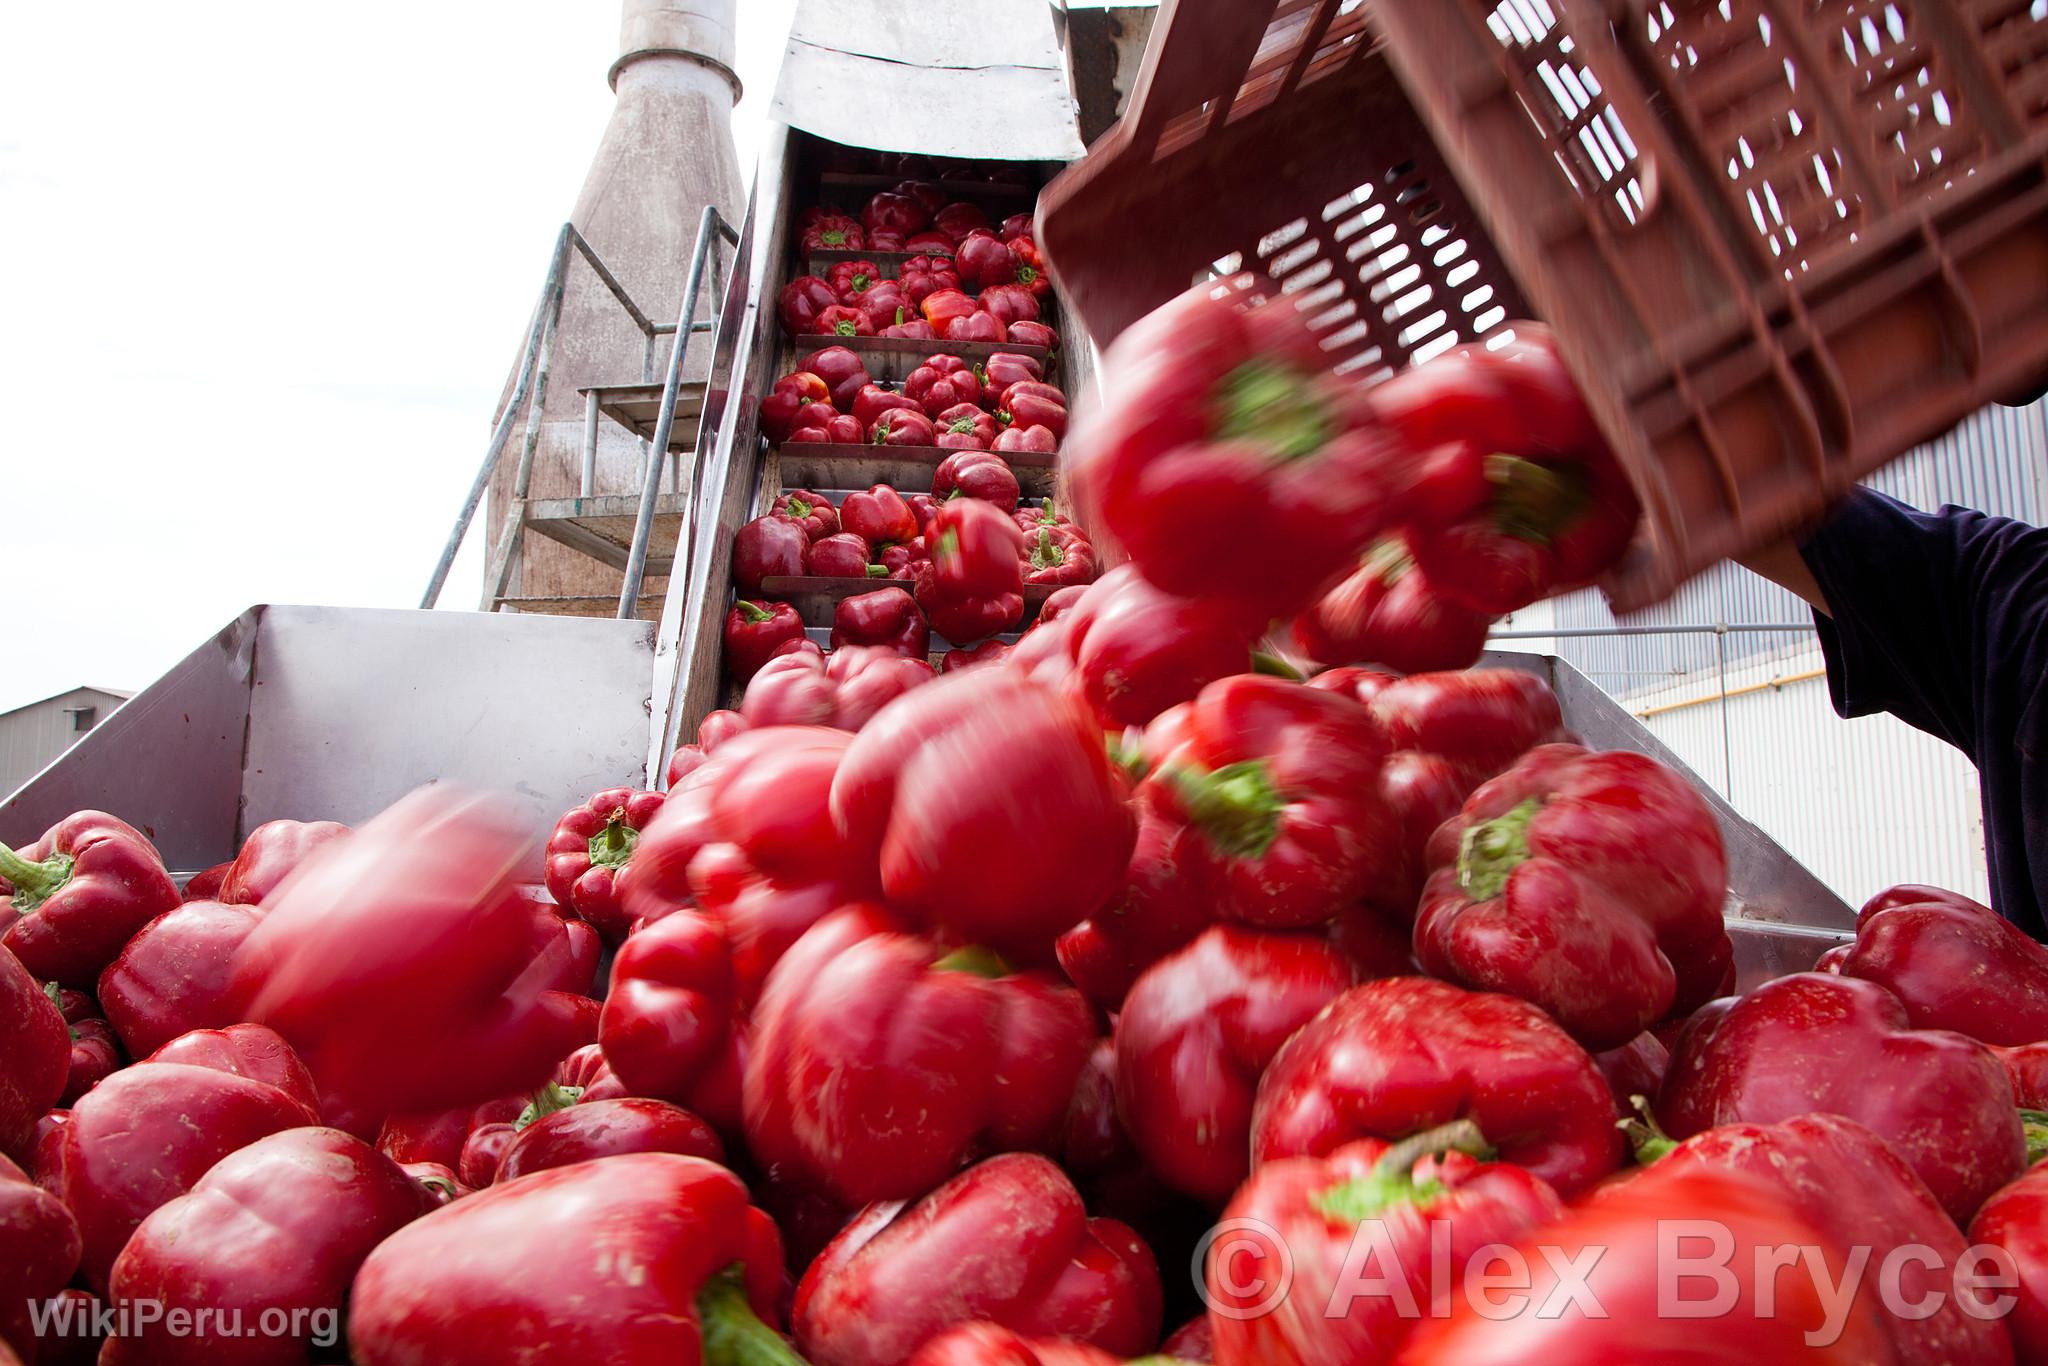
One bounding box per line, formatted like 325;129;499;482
483;247;571;609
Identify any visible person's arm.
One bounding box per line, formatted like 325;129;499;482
1738;538;1828;617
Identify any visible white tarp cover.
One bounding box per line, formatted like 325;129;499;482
771;0;1087;160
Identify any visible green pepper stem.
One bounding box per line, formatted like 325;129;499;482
1314;1119;1493;1223
0;845;74;913
43;981;81;1041
1028;528;1064;571
1166;760;1285;861
698;1265;809;1365
932;945;1010;979
1217;359;1331;462
1371;1119;1493;1180
2022;1109;2048;1167
1620;1095;1680;1165
1485;454;1591;544
737;600;777;624
1249;651;1306;681
1456;797;1543;902
587;812;639;873
863;564;888;578
515;1082;584;1131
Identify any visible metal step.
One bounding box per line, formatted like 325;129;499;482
520;494;692;573
496;594;664;622
582;381;707;450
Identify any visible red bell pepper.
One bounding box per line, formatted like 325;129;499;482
664;709;754;790
145;1022;323;1117
908;1326;1124;1365
798;344;872;410
771;486;840;541
866;229;906;252
933;446;1017;507
903;228;956;257
870;408;937;447
916;498;1026;643
996;422;1058;454
831;665;1137;960
740;643;937;732
786;409;860;445
1114;926;1356;1203
980;284;1041;328
933;201;991;242
724;599;806;682
1254;976;1624;1197
813;304;875;339
1375;329;1640;614
877;309;936;342
777;274;840;335
95;898;263;1057
61;1059;317;1289
1007;235;1051;297
1039;565;1266;730
1007;319;1059;352
919;288;978;332
733;514;808;591
101;1127;426;1366
1415;743;1732;1048
905;492;939;534
842;484;919;547
1861;881;1992;924
1634;1111;2017;1365
941;639;1013;673
1369;666;1565;779
980;350;1043;394
793;1152;1161;1364
897;181;947;216
1054;808;1209;1009
1023;525;1096;586
1;812;179;990
863;190;928;237
1000;380;1068;439
1659;971;2025;1223
935;404;1000;451
0;1151;80;1363
543;788;666;945
800;212;865;253
180;862;230;901
47;987;121;1106
833;587;930;659
829;258;883;305
942;310;1007;344
743;905;1097;1203
881;538;930;582
229;788;597;1124
1;946;68;1156
1837;893;2048;1044
1396;1166;1897;1363
217;819;350;906
807;531;888;579
898;254;960;308
761;373;831;443
493;1097;723;1184
1009;499;1070;532
1969;1164;2048;1360
377;1093;523;1172
1291;535;1495;673
905;353;983;416
349;1154;796;1364
955;230;1018;288
1071;287;1399;614
998;212;1033;241
1210;1125;1565;1364
1142;676;1399;930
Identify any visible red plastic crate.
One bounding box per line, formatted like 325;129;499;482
1039;0;2048;608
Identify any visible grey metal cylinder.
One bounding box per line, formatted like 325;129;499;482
612;0;740;95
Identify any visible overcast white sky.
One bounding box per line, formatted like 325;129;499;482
0;1;797;712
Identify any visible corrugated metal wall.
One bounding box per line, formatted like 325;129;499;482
0;689;127;797
1541;398;2047;905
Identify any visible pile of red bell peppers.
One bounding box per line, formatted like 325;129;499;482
12;246;2048;1366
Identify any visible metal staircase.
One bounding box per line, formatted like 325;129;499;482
421;209;740;621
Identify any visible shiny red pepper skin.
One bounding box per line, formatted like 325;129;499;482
905;353;983;416
800;213;865;253
870;408;937;447
1007;235;1052;298
863;190;928;237
922;496;1025;607
777;274;841;335
1;812;180;990
999;379;1068;439
896;181;947;216
741;645;937;731
1;1151;81;1362
908;1326;1122;1365
903;229;956;257
544;788;666;945
95;899;264;1057
980;284;1041;327
831;666;1137;961
101;1127;427;1366
841;484;919;548
771;487;840;541
724;599;807;683
1254;976;1624;1197
1370;667;1565;780
743;906;1097;1204
1397;1166;1898;1363
229;788;597;1126
49;989;122;1107
733;514;809;591
940;639;1014;673
377;1094;524;1172
1007;319;1059;353
218;819;351;906
1970;1165;2048;1360
493;1097;723;1183
981;350;1043;394
798;345;872;410
862;288;915;333
898;255;960;308
62;1059;318;1289
807;531;887;579
815;304;876;339
942;310;1008;344
933;201;991;242
881;537;930;581
932;447;1017;507
793;1152;1162;1365
919;287;978;332
1290;536;1495;673
349;1153;794;1365
1;947;68;1156
1115;927;1356;1203
1212;1131;1565;1365
934;404;1002;453
1142;677;1400;930
1636;1112;2016;1365
1022;525;1096;586
180;862;231;901
829;258;883;305
1055;808;1210;1010
1045;565;1265;731
598;909;752;1114
916;583;1023;645
996;422;1058;454
145;1022;322;1118
833;587;931;659
1659;971;2025;1223
762;374;832;445
1416;744;1732;1049
1837;893;2048;1044
955;230;1018;288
